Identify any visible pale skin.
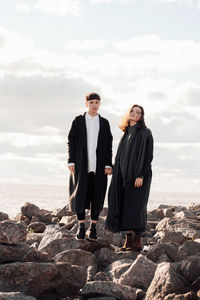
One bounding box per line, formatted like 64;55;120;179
68;98;112;224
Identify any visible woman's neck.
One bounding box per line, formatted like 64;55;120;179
129;121;137;127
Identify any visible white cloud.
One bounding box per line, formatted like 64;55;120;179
64;39;108;50
16;2;31;12
35;0;82;16
90;0;129;4
16;0;82;16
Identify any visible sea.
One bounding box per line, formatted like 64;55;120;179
0;183;200;218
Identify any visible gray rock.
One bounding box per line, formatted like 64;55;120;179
145;262;189;300
119;254;157;291
164;292;197;300
0;292;36;300
157;253;171;263
21;202;42;218
94;247;137;269
0;220;27;244
156;217;200;239
0;212;9;221
26;233;43;246
27;222;46;233
105;258;134;281
0;261;87;298
146;243;179;263
0;242;50;263
157;230;185;244
59;215;76;229
93;271;111;281
80;281;138;300
53;248;96;266
177;241;200;260
14;213;30;225
172;256;200;283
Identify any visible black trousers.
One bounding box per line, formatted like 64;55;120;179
77;172;99;221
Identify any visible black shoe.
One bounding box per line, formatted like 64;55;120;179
76;226;85;240
88;226;97;241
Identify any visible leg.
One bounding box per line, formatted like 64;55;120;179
88;211;99;241
120;231;133;251
131;230;142;252
76;212;86;240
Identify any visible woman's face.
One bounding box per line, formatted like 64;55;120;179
129;106;142;123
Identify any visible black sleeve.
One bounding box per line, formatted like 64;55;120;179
67;119;77;164
105;121;113;167
140;133;154;177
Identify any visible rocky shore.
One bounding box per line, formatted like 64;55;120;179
0;202;200;300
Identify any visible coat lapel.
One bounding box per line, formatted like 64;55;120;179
81;113;87;152
97;115;104;151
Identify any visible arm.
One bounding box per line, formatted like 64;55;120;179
67;119;77;165
135;132;153;187
105;121;113;167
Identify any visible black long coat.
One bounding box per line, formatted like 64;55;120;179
68;113;113;215
106;124;153;233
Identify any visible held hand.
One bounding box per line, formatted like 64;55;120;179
134;177;143;188
68;165;75;173
105;167;112;175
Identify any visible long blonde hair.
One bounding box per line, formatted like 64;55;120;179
119;104;146;132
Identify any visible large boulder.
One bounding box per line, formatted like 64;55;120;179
164;292;197;300
105;258;134;281
173;256;200;283
80;281;139;300
119;254;157;291
21;203;42;218
145;262;189;300
0;262;87;298
156;217;200;239
146;243;179;263
0;221;27;244
0;292;36;300
27;222;46;233
0;212;9;222
0;243;50;263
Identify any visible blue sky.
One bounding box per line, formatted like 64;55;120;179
0;0;200;193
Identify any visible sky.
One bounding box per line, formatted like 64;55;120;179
0;0;200;193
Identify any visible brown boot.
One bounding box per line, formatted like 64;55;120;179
131;235;142;252
120;234;132;251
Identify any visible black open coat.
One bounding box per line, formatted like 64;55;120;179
106;124;153;233
68;113;113;215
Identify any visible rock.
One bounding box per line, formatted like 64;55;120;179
173;256;200;283
59;216;76;229
0;242;50;263
105;258;134;281
94;247;137;269
27;222;46;233
150;208;165;220
39;225;112;258
0;262;87;298
145;262;189;300
163;208;174;218
174;210;198;221
157;253;171;263
119;254;157;291
51;205;75;218
156;217;200;239
157;230;185;244
146;243;179;263
26;233;43;246
192;276;200;292
0;212;9;221
0;220;27;244
21;202;42;218
53;249;96;267
93;272;110;281
164;291;197;300
30;216;40;223
0;292;36;300
14;213;30;225
80;281;138;300
177;241;200;260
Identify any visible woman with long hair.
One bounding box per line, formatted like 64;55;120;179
106;104;153;251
